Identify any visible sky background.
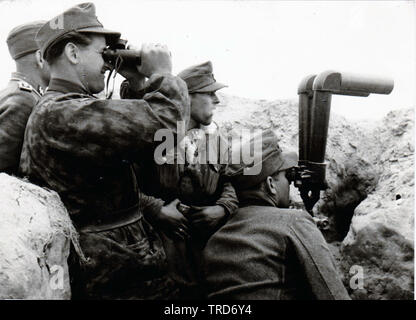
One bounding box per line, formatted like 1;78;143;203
0;0;414;120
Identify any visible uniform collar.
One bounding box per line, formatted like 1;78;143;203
10;72;43;96
237;189;278;208
47;78;91;95
11;72;38;89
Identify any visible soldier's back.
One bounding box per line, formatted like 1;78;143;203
0;77;40;174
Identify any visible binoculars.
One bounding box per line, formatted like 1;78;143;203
102;38;141;70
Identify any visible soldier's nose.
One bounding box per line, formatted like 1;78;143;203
212;92;220;104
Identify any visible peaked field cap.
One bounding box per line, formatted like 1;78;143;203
226;129;298;190
36;2;121;57
7;21;45;60
177;61;227;93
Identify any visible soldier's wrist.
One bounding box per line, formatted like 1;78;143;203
144;200;165;224
215;203;230;219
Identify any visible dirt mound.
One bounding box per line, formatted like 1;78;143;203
0;173;82;299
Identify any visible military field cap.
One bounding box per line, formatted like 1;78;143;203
7;21;45;60
178;61;227;94
226;129;298;190
36;2;121;57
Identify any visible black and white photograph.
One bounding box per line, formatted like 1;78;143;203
0;0;414;306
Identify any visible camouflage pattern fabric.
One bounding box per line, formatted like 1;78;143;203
19;74;190;299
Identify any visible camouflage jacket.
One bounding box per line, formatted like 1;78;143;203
19;75;190;226
0;72;42;174
18;75;190;299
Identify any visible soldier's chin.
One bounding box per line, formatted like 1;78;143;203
278;197;290;209
201;116;213;126
90;81;105;94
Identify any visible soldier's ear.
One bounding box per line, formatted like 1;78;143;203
265;176;277;195
64;42;80;64
35;50;44;69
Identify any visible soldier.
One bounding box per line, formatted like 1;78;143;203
124;62;238;297
176;61;238;231
19;2;190;299
202;129;351;300
0;21;50;175
142;61;238;238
